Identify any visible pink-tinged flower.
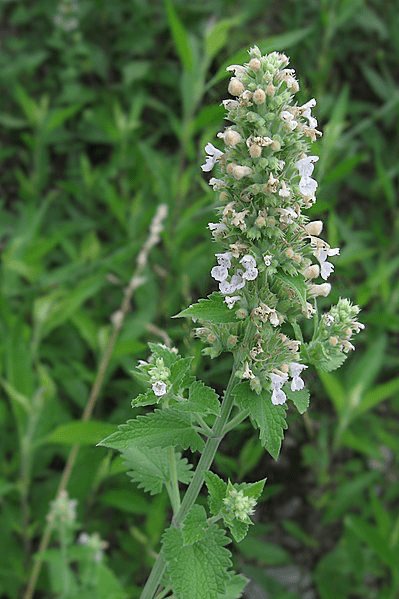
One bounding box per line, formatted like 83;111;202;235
201;143;223;172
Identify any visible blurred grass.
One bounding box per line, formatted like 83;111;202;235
0;0;399;598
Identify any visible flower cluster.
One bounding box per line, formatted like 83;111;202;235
47;490;78;528
78;532;109;563
199;46;363;403
53;0;80;32
222;487;257;523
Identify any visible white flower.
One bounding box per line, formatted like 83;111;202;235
211;265;228;281
300;98;318;128
209;177;225;190
222;99;239;110
152;381;167;396
224;295;241;309
299;176;318;197
242;267;258;281
263;254;272;266
279;207;298;225
313;247;340;280
296;155;319;178
289;362;308;391
201;143;223;172
208;222;227;237
216;252;232;268
240;254;256;269
280;110;297;130
278;181;291;197
270;373;288;405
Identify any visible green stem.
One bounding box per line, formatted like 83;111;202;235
140;323;255;599
167;447;181;516
222;408;250;435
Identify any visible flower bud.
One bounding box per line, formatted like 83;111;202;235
233;165;252;180
249;143;262;158
303;264;320;279
309;283;331;297
248;58;261;71
223;130;242;147
236;308;248;319
228;77;245;96
305;220;323;236
227;335;239;349
265;83;275;96
253;88;266;104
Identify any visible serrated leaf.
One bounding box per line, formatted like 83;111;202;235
219;573;248;599
170;356;194;391
182;505;208;545
235;479;266;501
131;390;157;408
147;342;181;368
285;387;310;414
227;519;249;543
176;380;220;416
98;408;204;453
316;352;347;372
163;523;232;599
274;273;308;312
205;471;228;516
122;446;193;495
233;383;287;460
174;293;238;324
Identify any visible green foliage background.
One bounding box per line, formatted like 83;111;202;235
1;0;398;597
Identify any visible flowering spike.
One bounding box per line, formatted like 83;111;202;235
200;47;363;403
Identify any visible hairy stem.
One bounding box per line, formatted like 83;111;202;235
140;323;254;599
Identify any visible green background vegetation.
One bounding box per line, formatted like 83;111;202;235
1;0;398;597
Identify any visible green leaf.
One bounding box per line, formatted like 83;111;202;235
174;293;239;324
345;515;397;569
233;383;287;460
170;356;194;391
235;479;266;501
98;408;204;453
44;103;82;133
45;421;117;445
219;573;248;599
176;380;220;416
205;471;228;516
204;17;242;64
182;505;209;545
274;273;308;312
238;536;292;566
322;471;380;524
165;0;193;71
100;489;149;515
285;387;310;414
122;446;192;495
228;519;249;543
163;522;232;599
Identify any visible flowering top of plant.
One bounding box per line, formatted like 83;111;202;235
191;46;364;405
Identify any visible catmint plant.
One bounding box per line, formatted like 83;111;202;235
99;46;364;599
